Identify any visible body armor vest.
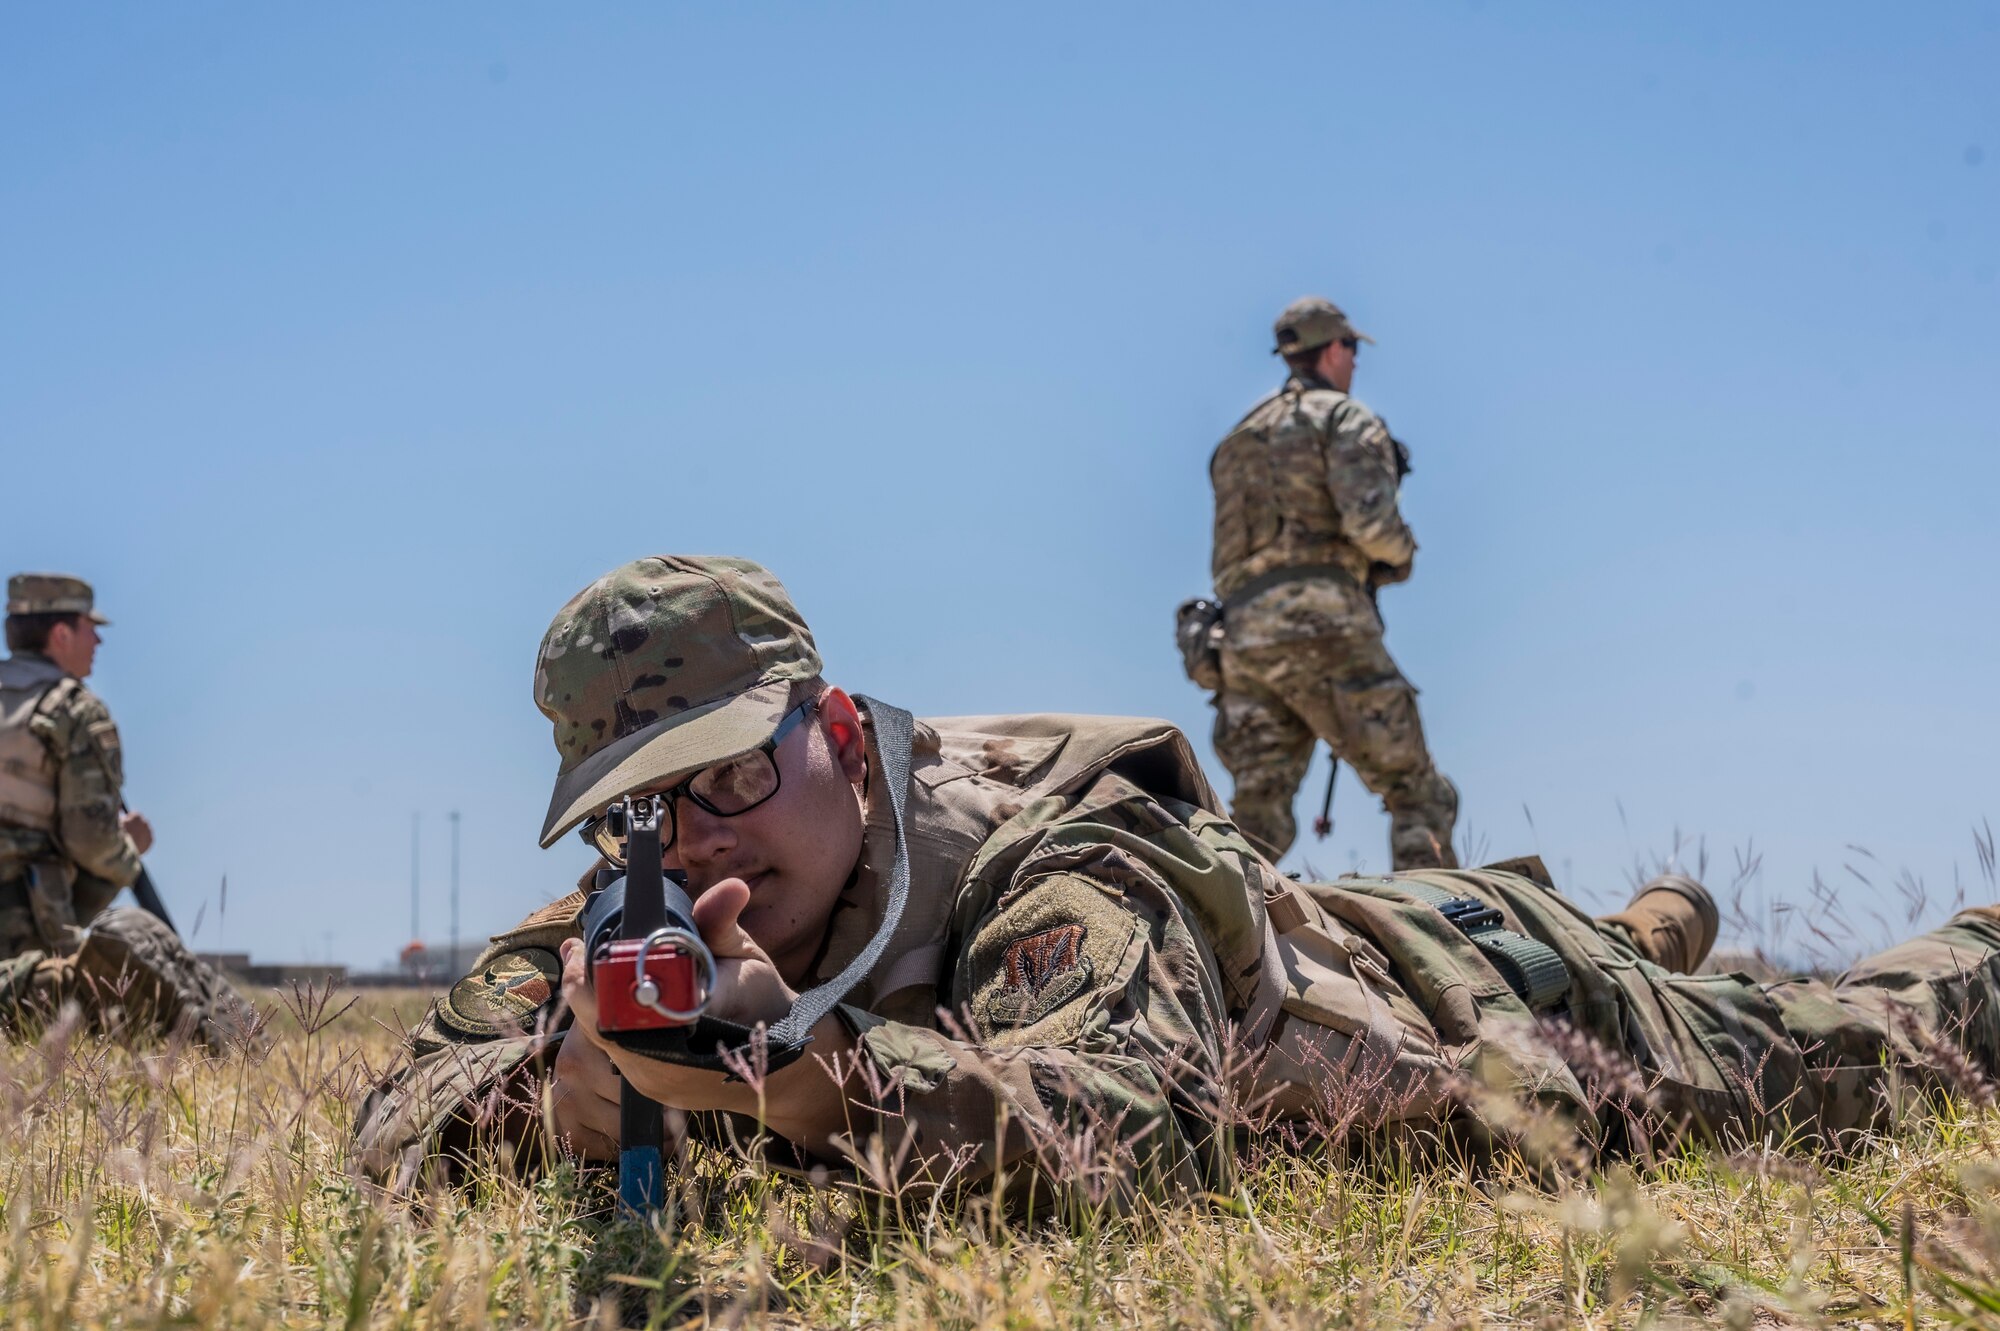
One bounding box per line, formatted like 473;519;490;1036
0;659;68;835
1209;380;1370;599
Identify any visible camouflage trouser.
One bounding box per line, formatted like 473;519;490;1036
1763;909;2000;1137
1213;577;1455;869
0;906;259;1051
1395;868;2000;1148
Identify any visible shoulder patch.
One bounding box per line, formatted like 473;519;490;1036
989;924;1092;1028
963;872;1142;1047
81;714;124;783
436;947;562;1039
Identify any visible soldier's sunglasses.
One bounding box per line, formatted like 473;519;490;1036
578;698;819;867
1338;336;1360;352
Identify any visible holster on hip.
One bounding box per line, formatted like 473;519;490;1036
1174;597;1225;691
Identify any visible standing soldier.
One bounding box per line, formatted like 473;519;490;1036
1204;296;1458;869
0;573;253;1049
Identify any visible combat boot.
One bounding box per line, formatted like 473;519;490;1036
1601;873;1719;973
1947;904;2000;955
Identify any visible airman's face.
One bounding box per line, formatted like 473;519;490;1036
46;617;100;679
660;687;869;983
1317;338;1357;392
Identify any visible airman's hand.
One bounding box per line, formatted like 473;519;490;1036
557;877;858;1156
547;1029;622;1160
682;876;800;1029
1369;559;1413;589
557;877;797;1113
120;811;154;856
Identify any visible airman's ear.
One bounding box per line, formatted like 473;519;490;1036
819;686;869;783
44;618;79;661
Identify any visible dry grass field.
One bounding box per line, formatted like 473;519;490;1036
8;891;2000;1329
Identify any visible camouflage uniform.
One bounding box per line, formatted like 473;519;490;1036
1208;296;1456;868
354;557;2000;1198
0;574;253;1049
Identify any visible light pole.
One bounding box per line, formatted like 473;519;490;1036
410;812;421;946
449;810;461;972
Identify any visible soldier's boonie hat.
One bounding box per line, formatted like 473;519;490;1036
6;572;110;625
534;556;822;847
1272;296;1375;356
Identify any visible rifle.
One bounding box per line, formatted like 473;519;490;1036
120;801;177;934
583;795;713;1218
1311;750;1338;840
608;796;670;1217
131;865;177;934
578;699;917;1218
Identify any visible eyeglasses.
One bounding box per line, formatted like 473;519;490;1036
578;698;818;867
1338;336;1360;352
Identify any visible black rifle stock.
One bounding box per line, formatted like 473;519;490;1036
1311;750;1338;840
130;865;176;934
118;801;177;934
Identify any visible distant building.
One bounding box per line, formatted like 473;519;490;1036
197;938;485;991
397;938;483;978
197;952;349;987
350;939;484;989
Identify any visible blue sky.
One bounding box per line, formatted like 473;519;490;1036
4;4;1994;969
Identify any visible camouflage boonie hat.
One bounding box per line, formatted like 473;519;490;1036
6;572;110;624
1272;296;1375;356
534;556;822;846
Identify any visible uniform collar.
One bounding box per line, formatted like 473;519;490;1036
1;652;67;684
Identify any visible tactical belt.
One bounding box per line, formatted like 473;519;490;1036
1393;881;1571;1012
1220;563;1349;611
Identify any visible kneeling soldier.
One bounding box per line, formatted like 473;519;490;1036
0;573;255;1050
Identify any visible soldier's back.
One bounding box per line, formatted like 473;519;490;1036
1211;379;1371;598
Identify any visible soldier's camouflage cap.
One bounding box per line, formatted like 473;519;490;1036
6;572;110;624
1272;296;1375;356
534;556;821;847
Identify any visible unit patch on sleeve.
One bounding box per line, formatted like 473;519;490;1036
962;871;1142;1046
437;947;562;1040
988;923;1093;1028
